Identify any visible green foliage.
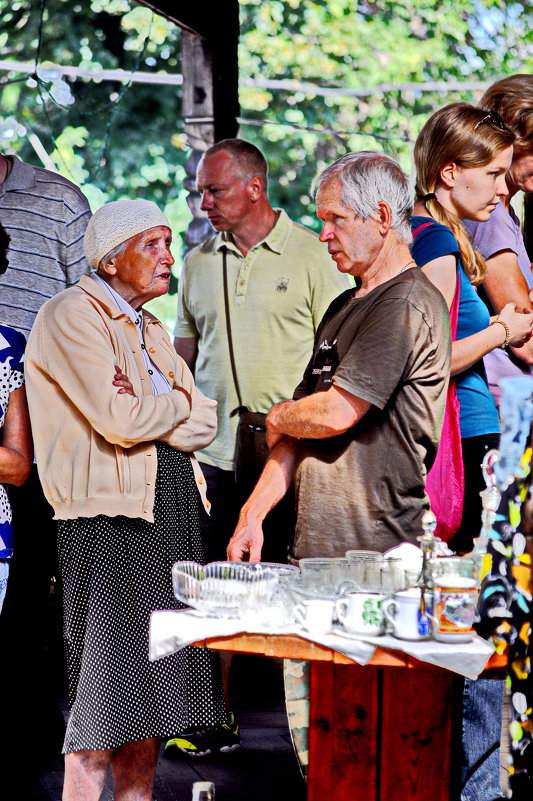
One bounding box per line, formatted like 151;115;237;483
238;0;533;232
1;0;532;329
1;1;183;204
0;0;188;310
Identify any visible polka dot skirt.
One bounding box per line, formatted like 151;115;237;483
57;442;226;753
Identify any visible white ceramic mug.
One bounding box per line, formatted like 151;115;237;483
382;588;431;641
335;592;386;636
294;599;333;637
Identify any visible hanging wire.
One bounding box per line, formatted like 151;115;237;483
0;75;32;87
35;0;47;73
35;77;76;177
27;0;82;179
91;17;153;181
5;0;155;183
238;116;414;144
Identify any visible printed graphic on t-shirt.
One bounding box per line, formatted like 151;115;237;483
310;337;339;388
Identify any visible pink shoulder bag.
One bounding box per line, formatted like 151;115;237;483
413;221;464;542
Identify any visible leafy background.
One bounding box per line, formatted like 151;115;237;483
1;0;532;328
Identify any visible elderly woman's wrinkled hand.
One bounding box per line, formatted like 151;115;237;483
113;365;136;397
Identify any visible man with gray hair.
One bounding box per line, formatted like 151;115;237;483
228;151;451;562
174;138;350;564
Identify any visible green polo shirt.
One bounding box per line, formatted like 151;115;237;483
175;209;351;471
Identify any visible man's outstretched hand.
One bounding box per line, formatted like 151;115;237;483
227;512;264;562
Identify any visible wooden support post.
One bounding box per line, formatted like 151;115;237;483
138;1;240;250
307;660;460;801
181;30;215;151
181;30;215;248
180;4;240;250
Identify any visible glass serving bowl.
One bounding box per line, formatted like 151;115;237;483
172;560;278;618
256;562;300;578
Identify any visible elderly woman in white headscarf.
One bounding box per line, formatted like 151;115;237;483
25;199;226;801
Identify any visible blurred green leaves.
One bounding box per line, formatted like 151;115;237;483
0;0;531;317
238;0;532;230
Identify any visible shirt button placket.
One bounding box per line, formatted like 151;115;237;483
236;251;255;305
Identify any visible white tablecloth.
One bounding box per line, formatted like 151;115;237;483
149;609;494;680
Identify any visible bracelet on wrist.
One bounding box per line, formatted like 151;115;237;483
489;318;511;349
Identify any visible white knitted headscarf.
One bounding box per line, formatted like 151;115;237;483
84;198;170;269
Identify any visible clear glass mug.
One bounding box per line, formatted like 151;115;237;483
345;549;382;560
358;556;404;593
298;557;335;595
330;557;362;594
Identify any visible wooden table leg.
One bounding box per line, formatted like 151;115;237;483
307;661;379;801
380;667;458;801
307;661;459;801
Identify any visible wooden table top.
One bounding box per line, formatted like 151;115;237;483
193;631;507;673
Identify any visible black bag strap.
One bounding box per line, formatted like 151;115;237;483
222;248;244;414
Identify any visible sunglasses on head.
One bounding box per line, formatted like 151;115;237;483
474;110;509;132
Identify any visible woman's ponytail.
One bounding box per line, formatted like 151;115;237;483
418;192;486;284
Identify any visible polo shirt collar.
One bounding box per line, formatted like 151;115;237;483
214;208;291;257
1;156;37;192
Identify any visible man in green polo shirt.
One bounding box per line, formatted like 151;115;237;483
174;138;350;563
169;139;348;758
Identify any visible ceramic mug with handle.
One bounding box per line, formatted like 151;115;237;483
382;588;431;641
335;591;386;637
426;557;480;643
294;598;334;637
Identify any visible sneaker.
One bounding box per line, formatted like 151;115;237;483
164;712;241;758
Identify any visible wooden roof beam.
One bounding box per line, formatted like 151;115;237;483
136;0;239;143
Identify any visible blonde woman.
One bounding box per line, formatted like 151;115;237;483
411;102;531;801
411;102;533;554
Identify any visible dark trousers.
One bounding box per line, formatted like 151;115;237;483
198;462;296;564
449;433;503;800
0;465;66;793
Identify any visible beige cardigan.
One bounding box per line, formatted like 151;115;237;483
25;275;216;522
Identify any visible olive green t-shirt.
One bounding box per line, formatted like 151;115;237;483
174;209;351;470
290;268;451;561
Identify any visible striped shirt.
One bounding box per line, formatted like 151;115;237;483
0;156;91;335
